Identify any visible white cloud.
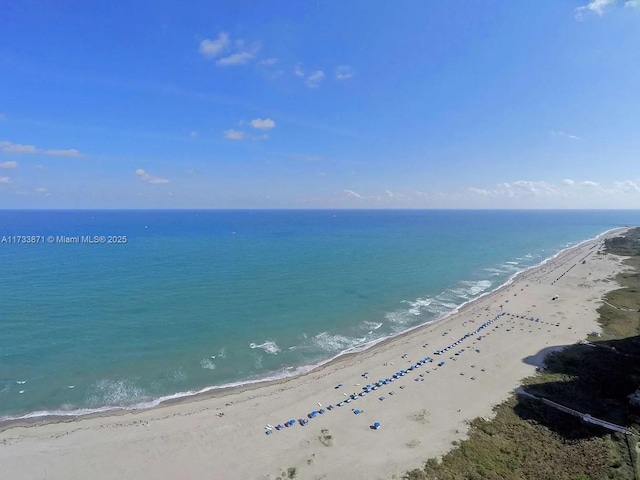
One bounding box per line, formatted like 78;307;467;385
200;32;261;67
575;0;616;19
35;187;48;194
44;148;83;157
224;129;247;140
0;140;84;157
199;33;230;58
501;180;562;197
306;70;325;88
135;169;170;185
614;180;640;192
335;65;355;80
217;51;255;66
626;0;640;7
293;64;326;87
468;187;495;196
0;160;17;169
580;180;600;187
344;189;362;199
0;113;6;121
466;178;640;207
250;118;275;130
563;179;600;187
1;141;38;154
0;176;9;183
551;130;580;140
259;58;278;66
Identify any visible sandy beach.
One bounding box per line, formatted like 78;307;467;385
0;228;631;480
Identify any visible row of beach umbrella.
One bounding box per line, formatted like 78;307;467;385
265;313;513;436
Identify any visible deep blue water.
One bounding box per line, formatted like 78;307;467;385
1;209;639;420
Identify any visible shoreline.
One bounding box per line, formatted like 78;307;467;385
0;227;632;480
0;227;627;433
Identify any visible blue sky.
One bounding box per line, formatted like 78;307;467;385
1;0;639;208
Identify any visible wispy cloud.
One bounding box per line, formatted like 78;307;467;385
0;113;6;121
293;64;326;88
259;58;278;66
199;33;231;58
223;129;268;141
467;178;640;205
250;118;275;130
0;160;17;169
562;179;600;187
224;119;274;140
575;0;616;19
223;129;247;140
45;149;83;157
551;130;580;140
613;180;640;192
200;32;260;67
335;65;355;80
0;140;84;157
294;63;305;77
217;51;256;67
625;0;640;7
306;70;325;88
135;169;170;185
344;189;362;199
0;141;38;154
0;176;10;184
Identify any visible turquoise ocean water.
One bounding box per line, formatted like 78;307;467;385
1;210;639;421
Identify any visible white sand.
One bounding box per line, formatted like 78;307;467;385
0;229;631;480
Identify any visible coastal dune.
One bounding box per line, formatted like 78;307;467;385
0;229;629;480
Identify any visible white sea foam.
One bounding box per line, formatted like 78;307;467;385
88;379;148;407
463;279;492;296
311;332;366;352
200;359;216;370
485;267;509;276
249;340;280;355
362;320;383;331
384;310;412;326
404;297;433;316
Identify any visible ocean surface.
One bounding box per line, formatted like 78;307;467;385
1;209;639;422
